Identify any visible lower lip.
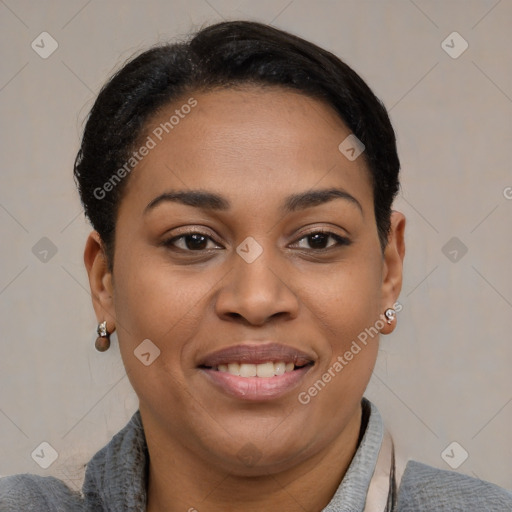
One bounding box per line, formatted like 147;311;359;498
200;366;312;401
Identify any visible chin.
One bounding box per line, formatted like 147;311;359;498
203;432;315;476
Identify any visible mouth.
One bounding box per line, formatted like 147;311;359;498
197;343;315;401
201;360;313;377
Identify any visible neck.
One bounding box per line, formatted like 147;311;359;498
145;404;363;512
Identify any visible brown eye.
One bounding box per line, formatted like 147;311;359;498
163;232;222;252
292;231;351;251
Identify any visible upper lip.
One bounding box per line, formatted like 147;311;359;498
198;342;316;367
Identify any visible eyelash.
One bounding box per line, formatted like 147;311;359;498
161;229;351;254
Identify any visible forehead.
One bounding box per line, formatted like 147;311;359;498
120;87;373;217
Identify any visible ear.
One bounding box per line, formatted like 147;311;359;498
380;211;406;335
84;230;116;331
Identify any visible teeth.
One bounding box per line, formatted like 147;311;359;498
215;361;297;377
240;363;257;377
256;362;274;378
227;363;240;376
274;362;286;375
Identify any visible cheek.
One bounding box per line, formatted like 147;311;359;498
299;252;383;392
111;248;223;393
113;247;209;341
303;250;383;340
293;269;380;457
111;258;199;418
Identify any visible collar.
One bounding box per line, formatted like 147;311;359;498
82;409;148;511
82;397;384;512
322;398;385;511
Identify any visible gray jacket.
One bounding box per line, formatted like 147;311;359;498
1;398;511;511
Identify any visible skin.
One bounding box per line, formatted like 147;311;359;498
84;87;405;512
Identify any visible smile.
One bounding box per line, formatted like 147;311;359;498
213;361;304;377
198;342;315;401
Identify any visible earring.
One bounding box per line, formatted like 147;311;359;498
384;308;396;325
95;320;112;352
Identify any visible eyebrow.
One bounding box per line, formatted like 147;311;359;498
143;187;363;216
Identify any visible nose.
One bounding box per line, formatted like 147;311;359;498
214;244;300;326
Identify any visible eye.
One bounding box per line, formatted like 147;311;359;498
162;231;222;252
161;229;350;253
291;230;351;251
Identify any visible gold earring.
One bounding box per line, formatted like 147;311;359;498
95;321;112;352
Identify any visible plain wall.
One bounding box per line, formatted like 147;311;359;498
0;0;511;492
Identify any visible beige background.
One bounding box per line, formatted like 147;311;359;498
1;0;511;493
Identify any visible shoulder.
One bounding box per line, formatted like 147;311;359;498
396;459;512;512
0;473;84;511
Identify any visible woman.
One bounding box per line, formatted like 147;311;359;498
1;20;510;512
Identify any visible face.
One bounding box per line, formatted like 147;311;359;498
85;87;405;476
